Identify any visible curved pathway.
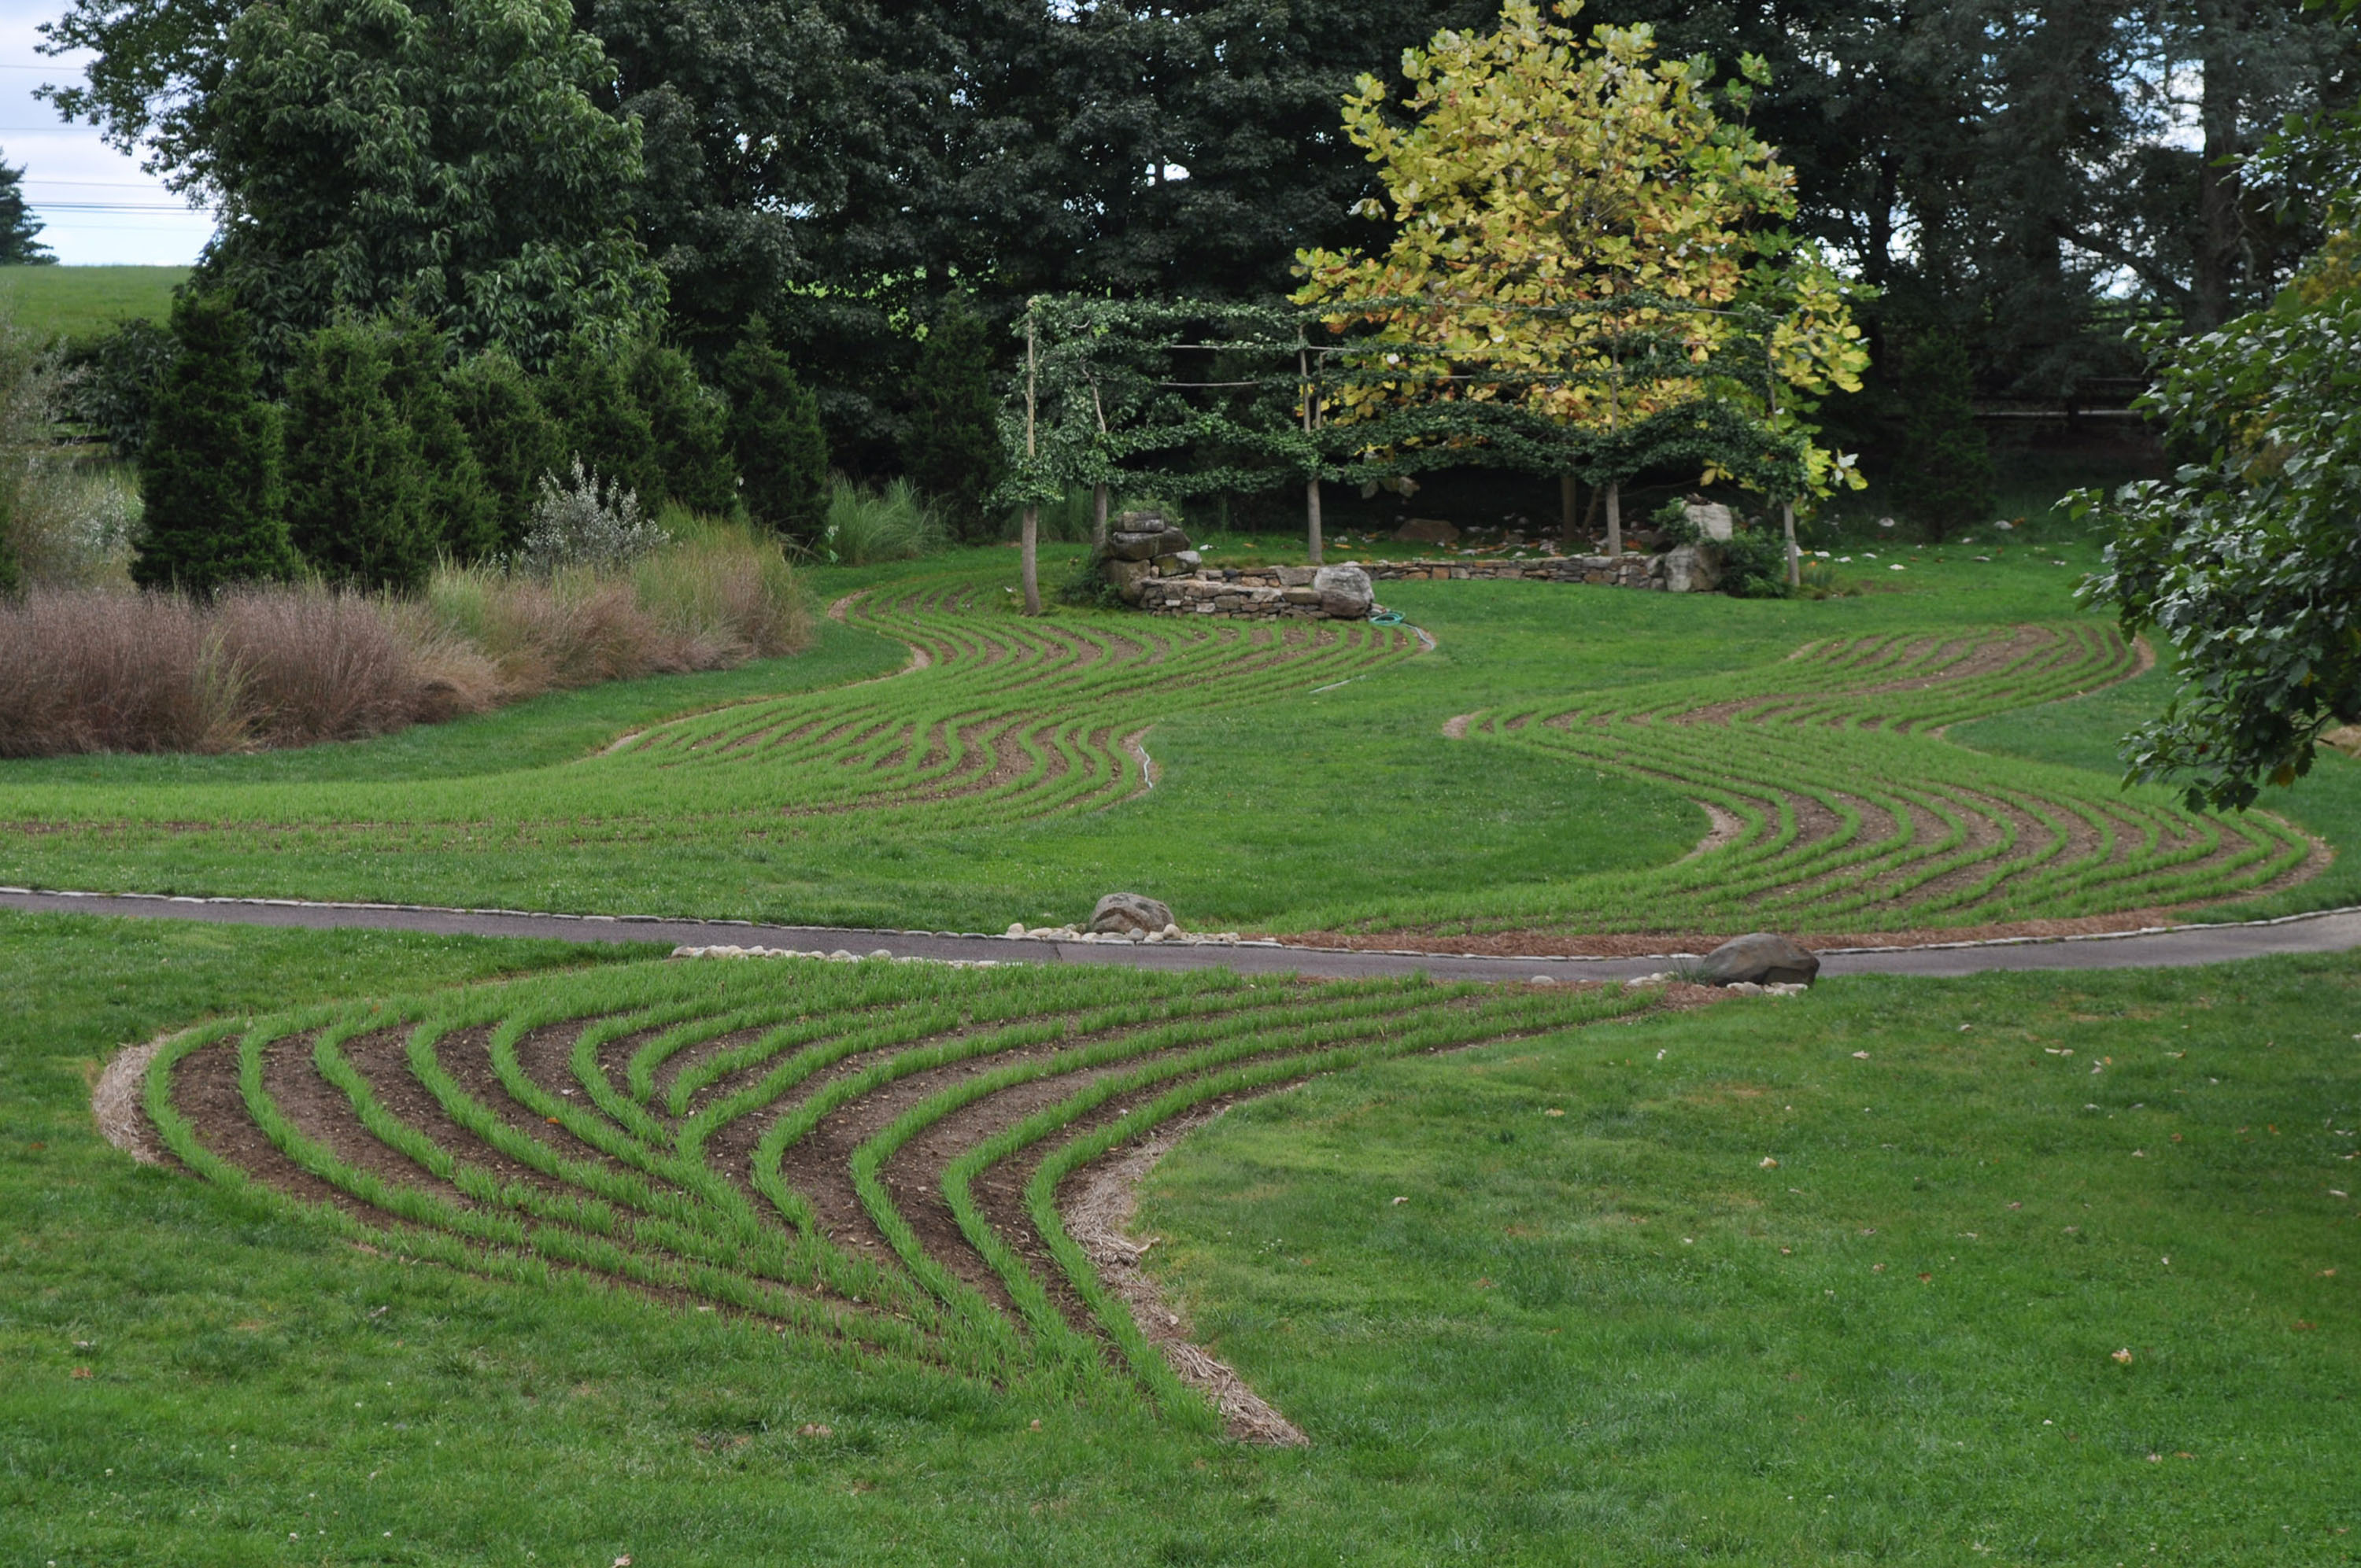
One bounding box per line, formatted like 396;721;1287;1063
6;885;2355;980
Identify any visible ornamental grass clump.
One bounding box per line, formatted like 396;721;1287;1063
0;521;811;758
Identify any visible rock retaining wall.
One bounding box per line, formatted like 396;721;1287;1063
1366;546;1719;593
1096;510;1723;620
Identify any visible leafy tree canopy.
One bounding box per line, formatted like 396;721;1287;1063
64;0;663;375
2079;30;2361;812
1294;1;1867;501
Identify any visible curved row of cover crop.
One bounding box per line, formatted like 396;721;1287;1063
145;959;1654;1427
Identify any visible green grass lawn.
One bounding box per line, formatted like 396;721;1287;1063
0;265;189;338
9;529;2351;937
4;914;2354;1562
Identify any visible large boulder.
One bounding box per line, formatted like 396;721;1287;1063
1661;544;1720;594
1313;564;1375;618
1107;529;1169;563
1088;891;1174;935
1684;500;1736;542
1105;557;1154;602
1693;932;1820;987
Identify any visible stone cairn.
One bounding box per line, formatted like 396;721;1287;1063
1098;511;1376;622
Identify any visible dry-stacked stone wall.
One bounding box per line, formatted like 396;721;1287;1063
1102;511;1377;621
1366;548;1720;592
1096;510;1722;621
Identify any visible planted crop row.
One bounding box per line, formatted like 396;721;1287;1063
1389;623;2313;934
597;575;1415;829
145;956;1655;1427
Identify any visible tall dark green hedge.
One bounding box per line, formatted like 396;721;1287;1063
381;316;498;563
541;338;661;504
903;297;1004;542
131;293;296;596
630;340;737;515
449;349;565;552
719;327;827;544
283;320;437;592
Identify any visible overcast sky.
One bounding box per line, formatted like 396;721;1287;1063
0;2;214;266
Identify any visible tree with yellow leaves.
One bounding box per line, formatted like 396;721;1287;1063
1295;0;1865;571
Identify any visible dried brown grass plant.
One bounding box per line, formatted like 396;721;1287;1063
0;522;812;758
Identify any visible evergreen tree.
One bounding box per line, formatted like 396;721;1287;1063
283;320;436;592
630;339;737;515
717;327;828;544
0;154;52;265
131;293;295;595
541;338;662;504
1887;334;1994;543
382;315;499;562
448;349;566;552
903;297;1004;542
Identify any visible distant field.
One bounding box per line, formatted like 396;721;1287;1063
0;264;187;338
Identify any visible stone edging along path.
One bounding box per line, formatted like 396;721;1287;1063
7;886;2359;981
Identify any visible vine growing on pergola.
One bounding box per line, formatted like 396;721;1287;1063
997;288;1855;610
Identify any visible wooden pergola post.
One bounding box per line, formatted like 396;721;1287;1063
1022;299;1041;614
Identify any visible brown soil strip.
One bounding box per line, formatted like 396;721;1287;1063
1061;1108;1309;1447
1442;713;1474;740
1682;803;1747;861
1272;909;2206;957
170;1038;348;1210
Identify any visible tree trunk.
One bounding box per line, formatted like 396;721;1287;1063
1306;478;1324;566
2192;0;2249;334
1092;482;1109;548
1783;501;1799;589
1022;507;1040;614
1605;481;1622;557
1560;473;1577;544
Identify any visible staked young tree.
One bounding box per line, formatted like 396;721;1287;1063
903;297;1007;543
282;321;437;592
447;349;566;553
131;293;296;596
717;327;828;545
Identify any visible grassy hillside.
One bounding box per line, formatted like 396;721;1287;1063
0;264;188;338
3;916;2353;1562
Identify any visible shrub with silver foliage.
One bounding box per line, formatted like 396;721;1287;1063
518;458;667;575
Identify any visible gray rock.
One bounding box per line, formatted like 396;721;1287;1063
1088;892;1175;935
1661;544;1720;594
1276;566;1317;588
1693;932;1820;987
1684;501;1735;541
1154;549;1201;574
1107;530;1167;562
1313;563;1375;618
1118;509;1167;531
1106;558;1153;602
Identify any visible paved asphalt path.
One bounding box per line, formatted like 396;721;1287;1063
6;887;2357;982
